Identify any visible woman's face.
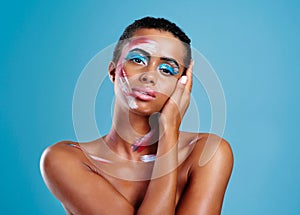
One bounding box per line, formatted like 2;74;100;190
114;28;187;115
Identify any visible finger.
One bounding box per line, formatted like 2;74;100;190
185;60;194;93
179;61;193;115
170;75;188;103
171;60;193;102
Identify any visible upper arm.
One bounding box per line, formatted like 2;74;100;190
40;142;135;215
176;136;234;215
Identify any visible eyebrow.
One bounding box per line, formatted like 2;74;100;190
128;48;150;58
128;48;180;68
160;57;179;68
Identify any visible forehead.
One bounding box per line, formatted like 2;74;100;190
125;29;186;66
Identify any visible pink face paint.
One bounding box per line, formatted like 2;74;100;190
131;128;156;152
115;38;158;110
116;36;179;109
127;36;181;64
127;38;157;55
116;49;137;109
117;67;137;109
117;37;157;67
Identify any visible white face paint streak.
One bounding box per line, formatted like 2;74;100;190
127;38;182;65
117;40;158;110
118;69;137;109
128;40;158;56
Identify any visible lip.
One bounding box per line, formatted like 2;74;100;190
129;87;156;101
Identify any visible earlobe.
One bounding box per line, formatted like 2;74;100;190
108;61;116;82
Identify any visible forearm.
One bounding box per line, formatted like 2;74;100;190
137;130;179;215
137;64;192;214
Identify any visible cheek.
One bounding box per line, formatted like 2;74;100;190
122;63;138;77
116;61;179;98
155;77;178;97
118;62;142;79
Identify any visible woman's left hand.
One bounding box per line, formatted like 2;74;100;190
159;61;194;132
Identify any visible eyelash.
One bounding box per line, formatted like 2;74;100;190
125;52;147;65
125;52;179;76
158;63;179;76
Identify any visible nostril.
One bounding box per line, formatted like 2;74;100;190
140;72;156;85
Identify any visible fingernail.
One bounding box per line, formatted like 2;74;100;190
180;76;188;84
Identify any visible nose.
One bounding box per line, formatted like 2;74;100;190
139;71;157;85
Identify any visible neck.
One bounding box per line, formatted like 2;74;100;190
105;100;158;160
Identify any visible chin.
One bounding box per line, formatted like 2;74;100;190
129;103;162;116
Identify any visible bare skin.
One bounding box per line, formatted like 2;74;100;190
40;29;233;215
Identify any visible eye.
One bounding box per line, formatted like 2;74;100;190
158;63;179;76
125;52;147;66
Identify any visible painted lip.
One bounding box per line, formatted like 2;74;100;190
129;87;156;101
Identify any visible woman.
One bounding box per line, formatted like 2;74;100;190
40;17;233;215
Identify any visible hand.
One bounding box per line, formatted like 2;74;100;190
159;61;194;131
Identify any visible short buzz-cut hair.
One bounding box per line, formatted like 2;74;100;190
112;16;192;70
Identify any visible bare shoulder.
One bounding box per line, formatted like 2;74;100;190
176;132;234;214
40;141;90;182
194;133;233;167
39;141;101;214
40;141;135;214
179;132;234;171
41;141;84;164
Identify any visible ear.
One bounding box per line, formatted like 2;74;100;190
108;61;116;82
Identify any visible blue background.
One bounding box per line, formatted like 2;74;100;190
1;0;299;214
